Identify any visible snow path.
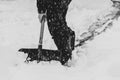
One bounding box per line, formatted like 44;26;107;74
0;0;120;80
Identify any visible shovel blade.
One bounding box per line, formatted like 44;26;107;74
19;48;61;62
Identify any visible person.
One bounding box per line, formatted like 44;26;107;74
37;0;75;65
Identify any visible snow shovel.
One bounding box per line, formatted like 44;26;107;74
18;15;61;63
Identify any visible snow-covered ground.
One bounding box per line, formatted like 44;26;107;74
0;0;120;80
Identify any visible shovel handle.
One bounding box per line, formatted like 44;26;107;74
39;15;46;49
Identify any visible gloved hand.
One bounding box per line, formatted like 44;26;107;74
38;13;46;23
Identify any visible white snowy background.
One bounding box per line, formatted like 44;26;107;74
0;0;120;80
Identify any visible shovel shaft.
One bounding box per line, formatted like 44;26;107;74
39;15;46;49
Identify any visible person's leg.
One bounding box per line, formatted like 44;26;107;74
47;8;75;65
53;27;75;65
47;25;75;65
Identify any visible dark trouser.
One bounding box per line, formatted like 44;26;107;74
46;8;75;65
47;21;75;64
53;28;75;65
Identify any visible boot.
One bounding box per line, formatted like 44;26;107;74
53;31;75;65
60;34;74;65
